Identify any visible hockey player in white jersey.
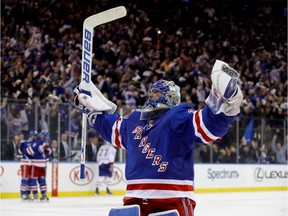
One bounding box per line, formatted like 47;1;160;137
75;60;243;216
95;142;117;195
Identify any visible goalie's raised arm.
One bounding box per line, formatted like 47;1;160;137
205;60;243;116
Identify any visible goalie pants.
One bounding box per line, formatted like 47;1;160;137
123;197;196;216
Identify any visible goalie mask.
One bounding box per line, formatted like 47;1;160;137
140;80;181;120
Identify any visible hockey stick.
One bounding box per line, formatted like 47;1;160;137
79;6;127;180
59;152;77;160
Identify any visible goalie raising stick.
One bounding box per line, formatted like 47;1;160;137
75;6;127;179
75;59;243;215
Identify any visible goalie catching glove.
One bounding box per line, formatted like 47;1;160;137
205;60;243;116
74;82;117;114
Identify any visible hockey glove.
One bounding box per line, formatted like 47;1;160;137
205;60;243;116
74;83;117;114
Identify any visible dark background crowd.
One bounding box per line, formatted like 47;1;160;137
1;0;287;164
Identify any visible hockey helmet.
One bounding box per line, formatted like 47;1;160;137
38;130;49;140
140;79;180;120
29;130;38;137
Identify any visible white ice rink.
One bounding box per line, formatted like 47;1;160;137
1;191;287;216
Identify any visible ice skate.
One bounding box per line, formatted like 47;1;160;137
40;194;49;202
95;187;100;195
33;193;38;200
21;194;32;201
106;187;112;195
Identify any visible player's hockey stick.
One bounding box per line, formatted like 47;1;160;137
79;6;127;180
59;152;77;160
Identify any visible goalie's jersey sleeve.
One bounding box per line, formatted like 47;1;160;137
93;104;235;199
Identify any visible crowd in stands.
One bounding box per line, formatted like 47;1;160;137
1;0;287;163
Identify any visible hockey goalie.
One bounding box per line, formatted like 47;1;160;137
75;60;243;216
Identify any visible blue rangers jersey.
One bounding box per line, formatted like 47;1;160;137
92;104;235;199
18;139;34;166
30;139;52;167
19;139;51;167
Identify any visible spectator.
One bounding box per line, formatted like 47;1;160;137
123;82;139;108
239;144;252;163
8;112;22;138
70;111;82;149
226;145;237;163
50;139;59;162
250;140;261;163
19;104;29;137
217;148;229;163
258;145;276;164
199;144;210;163
211;143;219;163
271;132;288;164
5;134;21;160
38;101;49;132
49;109;59;140
59;132;72;161
1;98;8;152
86;131;99;162
24;103;36;135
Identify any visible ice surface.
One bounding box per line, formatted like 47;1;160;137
1;191;287;216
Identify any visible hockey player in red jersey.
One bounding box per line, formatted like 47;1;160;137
75;60;243;216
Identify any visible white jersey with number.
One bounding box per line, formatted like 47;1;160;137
97;143;116;165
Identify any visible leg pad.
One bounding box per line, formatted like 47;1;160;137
108;205;140;216
148;209;179;216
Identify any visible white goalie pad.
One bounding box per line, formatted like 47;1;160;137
76;83;117;114
206;60;243;116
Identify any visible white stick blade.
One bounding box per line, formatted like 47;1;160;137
85;6;127;27
80;6;127;93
